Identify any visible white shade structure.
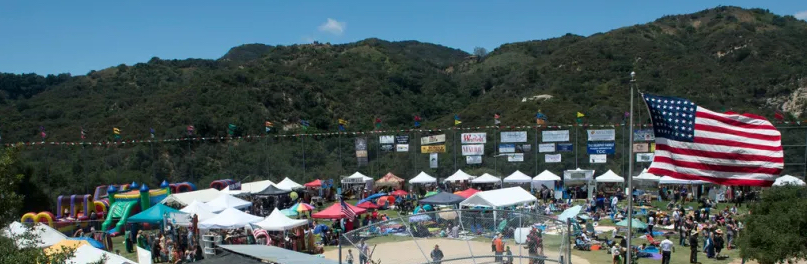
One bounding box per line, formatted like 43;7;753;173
342;171;373;184
595;170;624;183
199;207;263;229
253;208;309;231
503;170;532;183
564;168;595;182
2;222;67;248
444;169;474;182
658;176;708;185
180;200;220;221
773;175;806;186
633;169;661;181
533;170;561;181
205;194;252;210
460;187;537;208
220;180;276;195
472;173;502;184
275;177;303;190
160;188;221;206
68;245;136;264
409;171;437;184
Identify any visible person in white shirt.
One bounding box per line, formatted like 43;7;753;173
611;196;619;213
673;210;681;231
544;205;551;215
611;244;622;264
660;235;675;264
648;215;655;236
581;232;591;243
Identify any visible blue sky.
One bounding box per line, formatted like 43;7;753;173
1;1;805;75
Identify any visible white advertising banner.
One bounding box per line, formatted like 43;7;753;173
538;143;556;153
636;153;654;163
589;154;607;164
542;130;570;142
379;135;394;144
396;144;409;152
466;156;482;164
587;129;616;141
421;134;446;145
461;144;485;156
507;153;525;162
500;131;528;143
461;132;487;144
545;154;562;163
429;153;438;168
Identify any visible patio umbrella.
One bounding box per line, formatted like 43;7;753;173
615;218;648;229
557;205;582;222
290;203;315;213
424;191;439;197
357;201;380;209
390;190;408;196
365;193;387;200
280;208;299;217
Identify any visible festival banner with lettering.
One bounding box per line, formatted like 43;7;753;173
500;131;528;143
542;130;570;142
461;144;485;156
421;134;446;145
587;129;616;141
538;143;555;153
421;145;446;153
460;133;487;144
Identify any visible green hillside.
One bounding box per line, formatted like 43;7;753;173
1;6;806;213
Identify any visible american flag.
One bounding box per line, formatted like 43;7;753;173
340;199;356;220
643;94;782;187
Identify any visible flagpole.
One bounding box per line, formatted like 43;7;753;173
626;71;636;262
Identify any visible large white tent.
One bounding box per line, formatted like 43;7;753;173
503;170;532;183
563;168;595;182
254;208;309;231
658;176;709;185
68;244;137;264
199;207;263;229
409;171;437;184
533;170;561;181
471;173;501;184
160;188;221;206
180;200;220;220
2;221;67;248
342;171;373;184
773;175;806;186
444;169;474;182
633;168;661;181
221;180;276;195
275;177;303;190
205;194;252;210
595;170;624;183
459;187;537;208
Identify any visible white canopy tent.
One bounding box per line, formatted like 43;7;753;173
199;207;263;229
180;200;221;220
563;168;595;182
444;169;474;182
595;170;625;183
658;176;709;185
159;188;221;206
773;175;806;186
460;187;538;208
532;170;561;191
633;168;661;181
471;173;501;184
342;171;373;184
275;177;303;190
221;180;276;195
253;208;309;231
68;244;137;264
503;170;532;183
205;194;252;210
409;171;437;184
2;221;67;248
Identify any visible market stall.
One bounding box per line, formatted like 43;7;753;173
409;171;437;184
220;180;276;195
205;194;252;211
443;169;474;183
375;172;405;188
418;191;465;205
459;187;538;224
275;177;304;190
253;208;308;231
503;170;532;188
563;168;596;199
198;207;263;229
160;188;221;206
471;173;501;186
311;203;367;219
180;201;220;221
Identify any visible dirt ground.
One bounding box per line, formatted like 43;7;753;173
324;237;591;264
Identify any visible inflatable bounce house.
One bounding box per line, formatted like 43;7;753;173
20;186;119;233
100;180;197;235
210;179;237;190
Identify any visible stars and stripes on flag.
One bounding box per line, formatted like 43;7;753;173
340;199;356;220
643;93;783;187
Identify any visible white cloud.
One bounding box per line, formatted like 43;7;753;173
795;10;807;20
318;18;346;35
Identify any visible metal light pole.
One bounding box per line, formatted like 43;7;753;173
626;71;636;263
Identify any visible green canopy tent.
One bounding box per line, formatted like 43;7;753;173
128;204;186;224
615;218;647;230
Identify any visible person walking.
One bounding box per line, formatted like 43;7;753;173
346;249;355;264
431;244;444;264
647;214;655;237
358;240;369;264
660;235;675;264
493;233;505;263
689;231;700;264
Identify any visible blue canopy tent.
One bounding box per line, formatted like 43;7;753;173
128;204;186;224
418;192;465;205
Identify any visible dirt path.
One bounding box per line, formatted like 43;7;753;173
324;237;591;264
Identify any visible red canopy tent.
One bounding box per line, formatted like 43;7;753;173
304;179;322;188
390;190;408;196
312;202;367;219
455;188;480;199
375;172;405;187
356;201;380;209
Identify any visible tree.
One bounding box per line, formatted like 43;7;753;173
737;186;807;264
473;47;488;58
0;147;76;264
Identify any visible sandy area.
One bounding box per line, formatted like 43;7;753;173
325;238;591;264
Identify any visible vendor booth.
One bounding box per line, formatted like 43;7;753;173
595;170;624;195
254;208;308;231
311;203;367;219
418;192;465;205
205;194;252;211
180;201;220;221
471;173;501;185
409;171;437;184
443;169;474;182
275;177;304;190
160;188;221;206
198;207;263;229
459;187;538;224
341;172;373;198
563;168;596;199
533;170;562;200
220;180;276;195
375;172;405;188
503;170;532;188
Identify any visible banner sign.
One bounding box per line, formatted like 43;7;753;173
461;144;485;156
355;137;367;151
356;137;368;166
380;144;394;152
429;153;438;168
500;131;528;143
587;142;616;154
633;129;655;141
466;155;482;164
507;153;524;162
650;143;656;152
461;133;487;144
396;144;409;152
379;135;394;144
632;143;649;153
542;130;570;142
545;154;562;163
421;145;446;153
557;143;574;152
421;134;446;145
356;150;368;158
538;143;555;153
587;129;616;141
636;153;654;162
395;135;409;144
518;144;532;152
589;154;607;163
499;143;516;153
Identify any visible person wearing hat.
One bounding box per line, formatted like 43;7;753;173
713;229;725;258
689;230;700;264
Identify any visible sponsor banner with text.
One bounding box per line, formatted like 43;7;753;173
499;143;516;153
421;134;446;145
461;132;487;144
396;144;409;152
379;135;394;144
461;144;485;156
507;153;524;162
587;129;616;141
545;154;562;163
421;145;446;153
557;143;574;152
500;131;528;143
542;130;570;142
587;142;616;154
466;155;482;164
636;153;654;162
589;154;607;164
538;143;556;153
